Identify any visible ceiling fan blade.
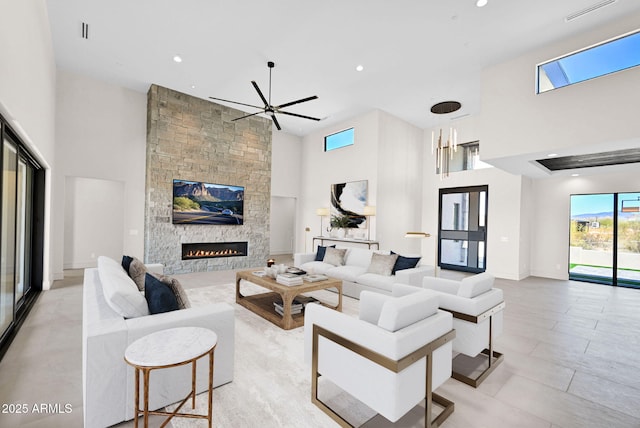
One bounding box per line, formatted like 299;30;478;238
270;114;282;130
208;96;263;109
251;81;270;107
275;95;318;109
277;110;322;121
232;110;265;121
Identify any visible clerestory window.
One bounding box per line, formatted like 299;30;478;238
324;128;354;152
537;29;640;94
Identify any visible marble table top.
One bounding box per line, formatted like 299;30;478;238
124;327;217;368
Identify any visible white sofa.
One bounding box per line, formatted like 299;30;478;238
82;256;235;428
294;247;434;299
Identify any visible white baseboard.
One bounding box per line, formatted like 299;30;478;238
64;260;97;270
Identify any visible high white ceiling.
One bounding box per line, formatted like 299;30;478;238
46;0;640;136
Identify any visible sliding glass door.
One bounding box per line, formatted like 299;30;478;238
438;186;488;273
569;192;640;288
617;193;640;288
0;139;17;335
0;118;43;357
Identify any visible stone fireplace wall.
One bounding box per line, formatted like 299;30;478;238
145;85;272;274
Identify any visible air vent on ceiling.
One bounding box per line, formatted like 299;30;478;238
81;22;89;39
565;0;617;22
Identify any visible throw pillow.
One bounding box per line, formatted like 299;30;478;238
458;272;494;298
157;275;191;309
366;253;399;276
377;290;439;332
390;251;421;274
98;256;150;318
144;273;179;314
314;245;336;261
323;247;347;266
128;257;148;291
121;255;134;273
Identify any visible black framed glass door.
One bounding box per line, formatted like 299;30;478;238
438;185;488;273
569;192;640;288
0;117;44;359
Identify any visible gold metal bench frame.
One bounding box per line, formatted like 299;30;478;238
311;324;456;428
444;300;505;388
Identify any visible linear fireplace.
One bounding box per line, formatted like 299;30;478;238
182;242;248;260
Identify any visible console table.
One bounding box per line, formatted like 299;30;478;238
312;236;380;249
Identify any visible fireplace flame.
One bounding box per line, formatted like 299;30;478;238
186;249;241;258
182;242;248;260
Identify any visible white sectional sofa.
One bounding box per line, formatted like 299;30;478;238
82;256;235;428
294;247;434;299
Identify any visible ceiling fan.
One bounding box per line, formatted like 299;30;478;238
209;61;321;131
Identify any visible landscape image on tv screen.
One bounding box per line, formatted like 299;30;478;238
172;179;244;225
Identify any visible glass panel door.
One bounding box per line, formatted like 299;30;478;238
1;139;18;335
438;186;488;273
569;194;614;285
15;157;33;305
569;192;640;288
617;192;640;288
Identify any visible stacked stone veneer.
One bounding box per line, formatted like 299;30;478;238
145;85;272;274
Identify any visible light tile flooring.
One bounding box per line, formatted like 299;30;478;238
1;263;639;427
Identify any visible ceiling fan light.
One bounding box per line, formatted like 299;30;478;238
173;55;183;63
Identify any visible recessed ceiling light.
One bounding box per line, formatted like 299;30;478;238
191;85;196;89
356;65;364;72
173;55;183;63
476;0;488;7
547;153;558;157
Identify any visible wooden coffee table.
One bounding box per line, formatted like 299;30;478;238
236;270;342;330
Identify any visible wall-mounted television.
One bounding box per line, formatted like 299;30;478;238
172;179;244;225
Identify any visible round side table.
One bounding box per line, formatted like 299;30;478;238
124;327;218;428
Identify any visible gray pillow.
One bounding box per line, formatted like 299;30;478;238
366;253;399;276
323;247;347;266
128;257;148;291
157;274;191;309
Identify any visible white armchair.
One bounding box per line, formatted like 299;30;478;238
422;272;504;387
304;284;455;427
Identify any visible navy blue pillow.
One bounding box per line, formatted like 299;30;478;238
144;273;179;314
122;255;134;274
391;251;421;274
314;245;336;261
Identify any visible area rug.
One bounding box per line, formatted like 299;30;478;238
165;282;380;427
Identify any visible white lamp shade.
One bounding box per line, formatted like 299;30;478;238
316;207;330;216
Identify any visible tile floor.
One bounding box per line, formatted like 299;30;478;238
0;263;639;427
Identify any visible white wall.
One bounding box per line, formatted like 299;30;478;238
298;111;380;251
64;177;125;268
270;196;296;255
481;12;640;173
0;0;56;288
422;115;530;280
54;70;147;278
296;109;425;255
530;171;640;280
377;111;423;253
271;130;302;252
